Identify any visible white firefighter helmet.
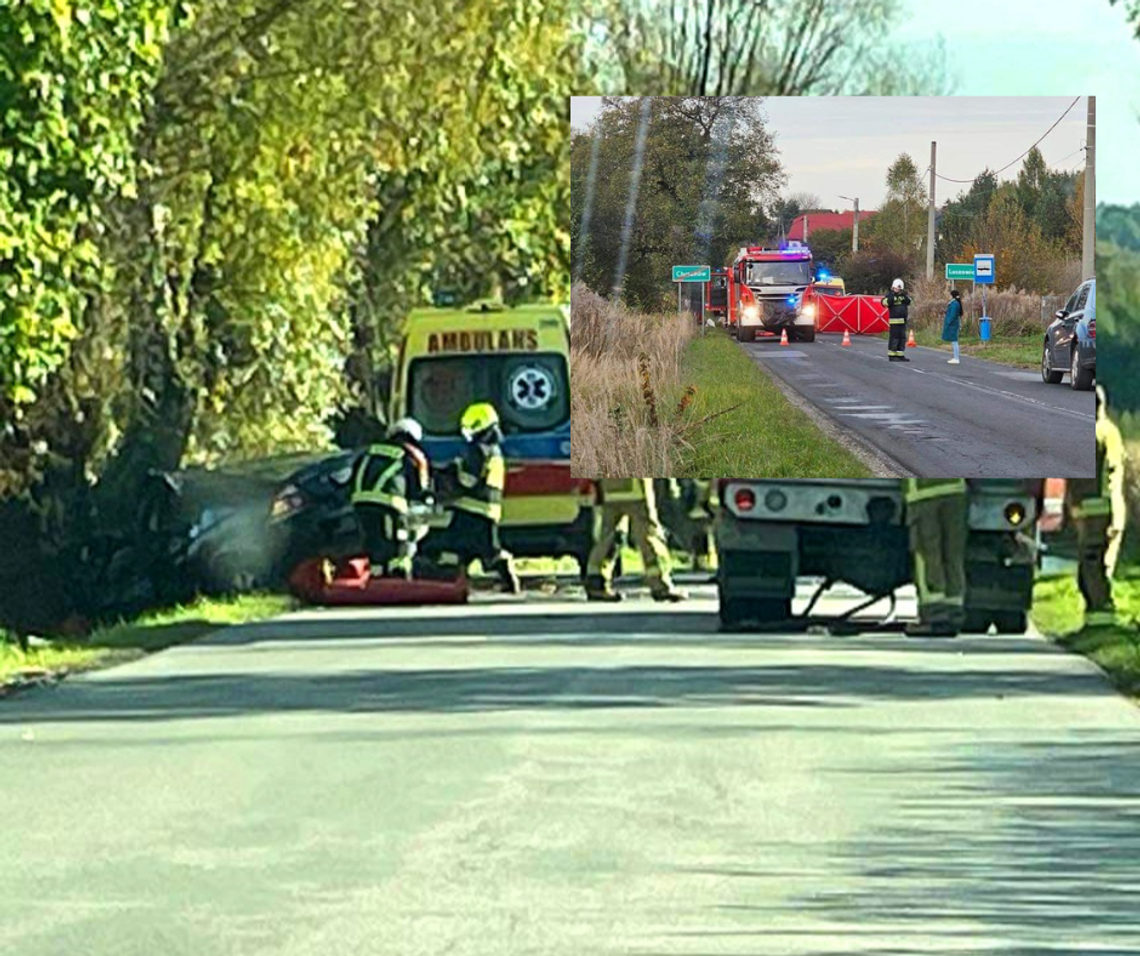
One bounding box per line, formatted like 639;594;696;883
389;417;423;444
891;278;905;292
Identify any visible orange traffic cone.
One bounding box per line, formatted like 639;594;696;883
906;329;917;348
780;328;789;346
841;329;851;347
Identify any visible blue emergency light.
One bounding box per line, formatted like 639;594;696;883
817;269;830;280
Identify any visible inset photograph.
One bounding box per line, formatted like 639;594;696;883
571;96;1096;479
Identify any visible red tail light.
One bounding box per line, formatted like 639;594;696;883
1089;318;1095;338
734;488;756;512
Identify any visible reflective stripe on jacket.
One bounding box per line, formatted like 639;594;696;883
903;478;968;505
881;292;911;323
351;443;410;513
454;442;505;522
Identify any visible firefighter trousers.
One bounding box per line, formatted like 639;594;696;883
432;509;518;589
1076;514;1114;617
587;501;675;595
887;321;908;358
908;494;968;625
355;503;413;577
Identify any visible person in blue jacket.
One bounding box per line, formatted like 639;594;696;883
942;288;963;365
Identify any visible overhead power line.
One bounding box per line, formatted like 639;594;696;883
938;156;1087;219
934;96;1082;184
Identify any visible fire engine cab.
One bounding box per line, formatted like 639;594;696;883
725;241;816;343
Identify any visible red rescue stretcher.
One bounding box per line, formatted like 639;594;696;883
288;557;469;606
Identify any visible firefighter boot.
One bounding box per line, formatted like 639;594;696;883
585;574;623;602
495;556;522;595
652;586;688;603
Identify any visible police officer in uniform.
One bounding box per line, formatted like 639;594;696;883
440;402;520;594
903;478;968;635
882;278;912;362
1067;386;1126;627
586;478;685;602
350;417;431;578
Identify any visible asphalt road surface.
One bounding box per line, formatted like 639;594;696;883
3;581;1140;955
743;334;1094;477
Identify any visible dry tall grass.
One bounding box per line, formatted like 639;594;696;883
571;283;695;477
904;262;1081;337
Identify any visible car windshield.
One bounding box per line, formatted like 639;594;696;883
814;286;842;296
409;353;569;436
747;260;811;286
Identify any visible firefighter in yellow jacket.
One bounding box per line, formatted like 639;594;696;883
1067;386;1126;627
440;402;521;594
586;478;685;602
903;478;968;635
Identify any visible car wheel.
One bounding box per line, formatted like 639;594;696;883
1070;347;1094;390
798;327;816;343
739;327;756;343
1041;338;1064;384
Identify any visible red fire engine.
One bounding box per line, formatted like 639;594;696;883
724;241;816;343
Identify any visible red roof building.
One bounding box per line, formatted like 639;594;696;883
788;210;875;241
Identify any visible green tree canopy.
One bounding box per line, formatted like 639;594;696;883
867;153;927;266
0;0;574;632
580;0;951;96
572;97;784;307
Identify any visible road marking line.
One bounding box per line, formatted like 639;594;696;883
906;366;1094;421
818;338;1092;421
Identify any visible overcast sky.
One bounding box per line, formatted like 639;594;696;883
570;0;1134;205
570;97;1089;210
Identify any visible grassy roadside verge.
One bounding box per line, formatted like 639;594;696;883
883;328;1041;368
1032;574;1140;701
678;330;872;477
1;593;294;688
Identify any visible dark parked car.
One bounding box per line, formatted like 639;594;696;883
1042;278;1095;390
133;454;344;600
266;451;363;581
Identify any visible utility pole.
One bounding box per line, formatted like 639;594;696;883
804;214;809;243
1082;96;1095;281
926;141;936;279
839;195;859;252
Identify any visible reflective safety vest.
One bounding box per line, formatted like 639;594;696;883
598;478;654;506
351;443;410;514
903;478;968;504
454;443;505;522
